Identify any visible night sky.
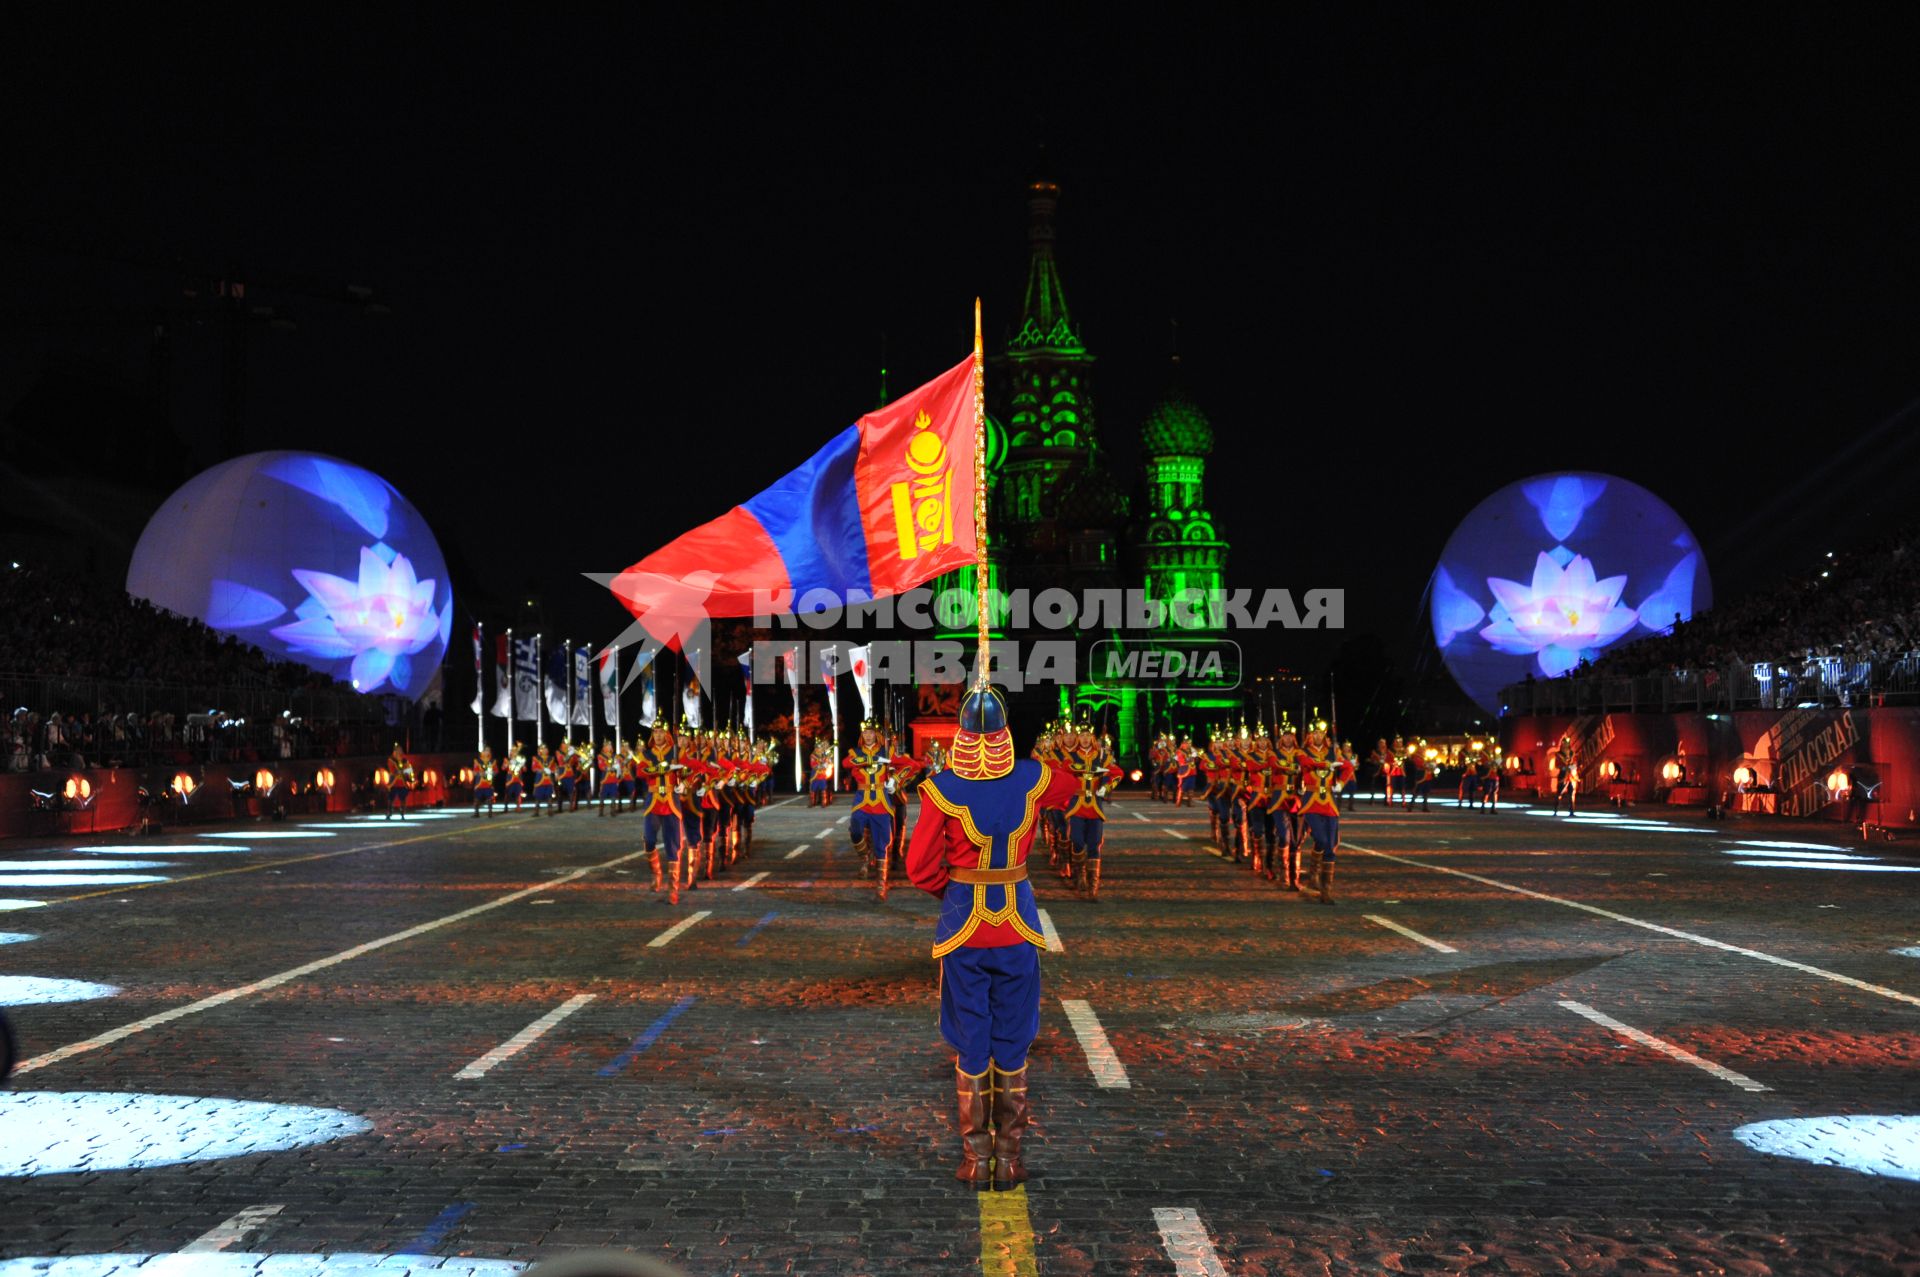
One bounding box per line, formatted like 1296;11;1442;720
7;10;1920;707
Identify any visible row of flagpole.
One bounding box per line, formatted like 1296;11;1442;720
466;623;886;786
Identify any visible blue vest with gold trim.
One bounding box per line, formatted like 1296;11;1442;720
918;758;1051;958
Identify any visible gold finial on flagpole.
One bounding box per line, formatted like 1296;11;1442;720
973;297;989;688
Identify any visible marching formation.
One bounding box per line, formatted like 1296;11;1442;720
468;726;778;904
1146;716;1355;904
1030;718;1124;902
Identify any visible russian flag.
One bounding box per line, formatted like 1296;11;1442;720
611;355;978;644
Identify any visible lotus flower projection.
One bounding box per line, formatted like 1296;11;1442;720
1430;472;1710;712
272;545;445;692
128;452;453;699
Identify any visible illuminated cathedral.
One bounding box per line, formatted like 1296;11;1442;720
924;175;1239;761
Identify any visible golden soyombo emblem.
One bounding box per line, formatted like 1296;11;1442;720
891;410;954;560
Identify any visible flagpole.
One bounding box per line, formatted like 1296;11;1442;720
973;296;989;689
535;633;544;750
476;621;485;755
504;627;514;756
562;636;571;747
612;643;623;755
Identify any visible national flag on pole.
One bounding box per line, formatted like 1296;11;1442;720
513;636;539;720
600;645;621;727
848;643;874;719
545;644;571;726
682;679;703;730
492;635;513;717
609;356;978;643
819;644;841;745
573;646;592;725
738;650;754;730
639;657;657;727
783;644;802;700
470;624;484;714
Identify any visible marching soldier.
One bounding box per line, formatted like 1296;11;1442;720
1240;725;1279;879
1293;715;1354;904
384;744;414;820
844;718;913;900
548;743;573;817
1063;719;1123;900
1173;734;1196;806
471;744;497;817
1551;733;1580;815
809;736;836;806
635;722;686;904
597;740;623;815
1264;718;1305;891
529;743;554;815
1032;725;1070;869
906;684;1079;1190
502;741;528;810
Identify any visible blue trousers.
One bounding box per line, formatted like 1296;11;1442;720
1069;815;1104;858
850;808;892;861
940;943;1041;1074
1304;812;1339;859
644;812;682;862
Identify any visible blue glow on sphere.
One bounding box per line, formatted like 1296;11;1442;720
1735;1115;1920;1181
127;451;453;700
1431;472;1711;712
0;1092;373;1175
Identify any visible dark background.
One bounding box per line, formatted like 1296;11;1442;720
6;9;1920;726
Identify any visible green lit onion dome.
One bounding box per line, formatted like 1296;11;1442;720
1140;390;1214;458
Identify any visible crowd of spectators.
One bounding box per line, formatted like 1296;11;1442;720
1577;525;1920;681
0;562;385;771
0;562;352;689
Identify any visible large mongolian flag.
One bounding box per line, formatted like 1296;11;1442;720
612;355;977;643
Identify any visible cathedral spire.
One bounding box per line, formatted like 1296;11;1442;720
1012;168;1084;354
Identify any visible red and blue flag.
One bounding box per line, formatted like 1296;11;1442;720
612;355;977;643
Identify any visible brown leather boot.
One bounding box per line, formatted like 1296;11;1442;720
1070;852;1088;897
1209;813;1220;847
856;835;873;879
1319;862;1336;905
1088;858;1102;903
955;1064;993;1187
649;851;663;893
1284;838;1301;891
877;854;891;902
991;1064;1030;1189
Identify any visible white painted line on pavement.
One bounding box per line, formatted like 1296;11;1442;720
647;911;712;948
14;849;651;1077
1162;828;1189;841
1364;913;1458;954
785;845;809;860
1894;946;1920;959
181;1203;285;1253
732;870;771;891
1037;908;1065;953
1060;998;1130;1089
1152;1207;1228;1277
1132;810;1152;821
1559;999;1769;1093
815;828;834;840
454;993;597;1079
1343;841;1920;1011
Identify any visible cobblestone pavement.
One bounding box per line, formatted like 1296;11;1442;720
1;794;1917;1275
